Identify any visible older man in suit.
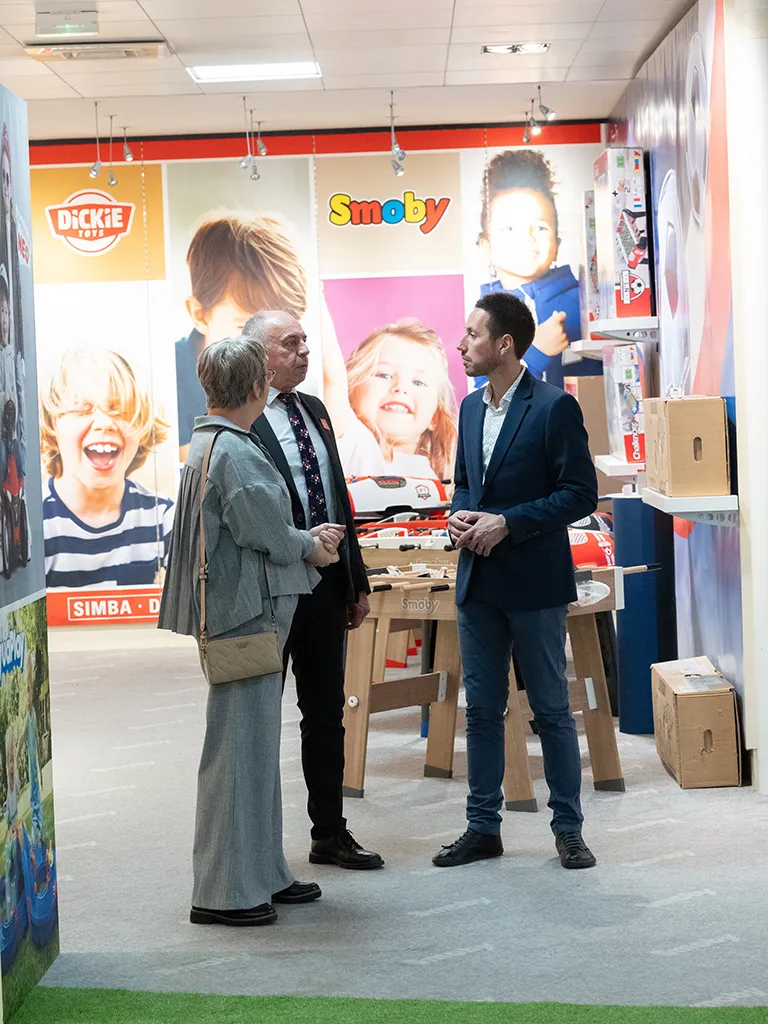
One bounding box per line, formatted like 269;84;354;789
245;311;383;871
434;291;599;870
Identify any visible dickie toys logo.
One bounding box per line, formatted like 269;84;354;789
329;191;450;234
45;189;135;256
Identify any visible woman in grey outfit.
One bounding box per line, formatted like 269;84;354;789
159;335;343;927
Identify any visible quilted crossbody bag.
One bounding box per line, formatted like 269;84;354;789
198;429;282;685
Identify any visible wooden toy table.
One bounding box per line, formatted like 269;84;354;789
343;557;626;805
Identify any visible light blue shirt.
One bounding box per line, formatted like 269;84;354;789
481;369;526;481
262;388;337;527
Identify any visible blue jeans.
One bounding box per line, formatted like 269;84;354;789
457;599;584;836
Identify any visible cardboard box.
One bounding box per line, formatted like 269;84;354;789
593;148;654;320
644;396;730;497
651;656;741;789
564;375;611;497
603;344;646;464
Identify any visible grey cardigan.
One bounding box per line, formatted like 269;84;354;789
158;416;319;639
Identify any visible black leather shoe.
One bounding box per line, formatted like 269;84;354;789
432;829;503;867
272;881;322;904
309;829;384;870
555;832;597;869
189;903;277;926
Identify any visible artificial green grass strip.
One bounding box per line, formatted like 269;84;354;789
11;989;768;1024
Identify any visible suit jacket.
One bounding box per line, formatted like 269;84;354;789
452;369;598;611
252;392;370;604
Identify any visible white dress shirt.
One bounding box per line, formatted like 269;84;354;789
481;369;526;481
262;387;337;526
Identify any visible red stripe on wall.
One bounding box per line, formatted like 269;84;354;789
29;122;603;166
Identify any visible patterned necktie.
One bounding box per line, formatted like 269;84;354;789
278;393;328;528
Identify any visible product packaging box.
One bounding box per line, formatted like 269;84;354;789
644;396;730;497
593;148;654;320
602;344;646;465
651;656;741;789
564;375;611;497
579;190;600;340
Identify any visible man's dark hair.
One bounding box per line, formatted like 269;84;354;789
475;292;536;360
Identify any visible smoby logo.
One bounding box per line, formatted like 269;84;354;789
329;191;450;234
45;189;135;256
0;628;24;686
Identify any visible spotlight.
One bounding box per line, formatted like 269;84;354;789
254;118;268;157
122;128;134;162
250;164;260;181
108;169;118;187
527;106;542;136
522;127;531;145
238;95;253;170
538;85;556;121
90;100;101;179
107;114;118;187
389;90;406;174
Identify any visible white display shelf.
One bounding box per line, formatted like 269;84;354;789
595;454;646;477
590;316;659;341
641;487;740;527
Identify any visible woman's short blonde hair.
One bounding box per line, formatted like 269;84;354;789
40;347;170;479
197;336;267;410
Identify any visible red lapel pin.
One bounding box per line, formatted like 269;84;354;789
321;418;330;430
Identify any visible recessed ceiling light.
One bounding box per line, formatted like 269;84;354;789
482;43;550;55
186;61;321;84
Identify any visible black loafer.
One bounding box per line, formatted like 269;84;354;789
189;903;277;926
432;829;503;867
272;881;322;904
309;829;384;870
555;832;597;869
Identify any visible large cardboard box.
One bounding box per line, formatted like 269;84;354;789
564;375;611;497
644;396;730;497
593;147;654;320
651;656;741;789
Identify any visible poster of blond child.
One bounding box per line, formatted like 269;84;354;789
322;316;458;481
39;346;174;590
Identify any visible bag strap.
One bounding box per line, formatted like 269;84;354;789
198;427;277;643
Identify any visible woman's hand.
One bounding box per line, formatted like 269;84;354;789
310;523;346;553
307;535;340;566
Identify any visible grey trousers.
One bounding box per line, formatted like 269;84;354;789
192;597;297;910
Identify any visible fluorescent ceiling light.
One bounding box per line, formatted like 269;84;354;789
187;61;321;83
482;43;550;55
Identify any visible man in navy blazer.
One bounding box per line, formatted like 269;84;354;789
433;292;599;871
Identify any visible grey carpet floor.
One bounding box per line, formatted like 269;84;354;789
42;633;768;1008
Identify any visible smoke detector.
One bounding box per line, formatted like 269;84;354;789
26;40;170;61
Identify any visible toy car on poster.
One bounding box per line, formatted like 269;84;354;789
346;474;450;520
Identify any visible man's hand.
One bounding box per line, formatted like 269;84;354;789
447;510;481;545
310;523;346;553
533;311;569;357
347;593;370;630
455;512;509;557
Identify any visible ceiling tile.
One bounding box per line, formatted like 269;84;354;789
300;0;452;10
448;40;582;70
585;20;660;41
598;1;689;20
566;65;636;81
0;76;80;99
140;0;301;16
313;45;448;76
310;29;451;49
0;57;52;76
74;81;202;97
305;10;453;32
152;16;308;39
199;78;325;95
323;72;445;89
52;55;186;76
445;68;568;86
450;23;594;45
572;47;646;66
452;3;603;27
172;36;314;63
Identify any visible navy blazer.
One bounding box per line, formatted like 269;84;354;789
251;392;370;604
452;369;598;611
